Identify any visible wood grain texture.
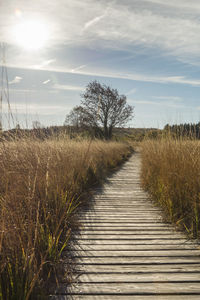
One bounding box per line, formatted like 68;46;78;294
50;296;200;300
51;153;200;299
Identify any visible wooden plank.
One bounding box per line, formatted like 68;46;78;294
81;225;173;228
75;239;194;245
94;193;148;195
76;272;200;282
81;219;166;222
92;203;152;206
83;212;162;214
78;230;180;234
71;250;200;257
76;263;200;273
76;234;185;239
80;213;162;215
94;195;151;197
74;244;199;251
81;227;175;230
66;282;200;294
90;208;159;211
93;200;150;202
50;295;200;299
87;210;161;212
83;207;162;210
82;215;163;218
78;219;165;222
82;211;162;214
91;205;156;208
84;210;161;212
75;257;200;264
86;205;158;207
86;208;162;210
97;194;147;195
81;223;172;226
92;203;155;205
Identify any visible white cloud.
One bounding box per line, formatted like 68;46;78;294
6;61;200;88
153;96;183;101
144;0;200;12
35;59;56;69
53;83;84;91
2;0;200;69
102;72;200;87
9;88;37;93
130;99;185;108
43;79;51;84
62;68;200;87
2;0;200;60
9;76;22;85
3;102;69;116
83;14;105;30
71;65;87;72
125;88;137;96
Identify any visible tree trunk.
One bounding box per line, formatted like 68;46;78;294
104;119;109;139
108;125;113;139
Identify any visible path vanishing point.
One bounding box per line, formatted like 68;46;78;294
53;152;200;299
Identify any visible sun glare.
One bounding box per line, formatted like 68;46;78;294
13;20;49;50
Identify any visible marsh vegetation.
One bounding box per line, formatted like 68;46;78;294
141;138;200;239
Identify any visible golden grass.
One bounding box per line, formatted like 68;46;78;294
141;138;200;238
0;137;132;299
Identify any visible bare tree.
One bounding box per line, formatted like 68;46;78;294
64;106;86;129
81;81;134;139
64;81;134;139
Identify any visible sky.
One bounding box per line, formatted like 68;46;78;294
1;0;200;129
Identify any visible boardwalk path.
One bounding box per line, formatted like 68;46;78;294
54;153;200;299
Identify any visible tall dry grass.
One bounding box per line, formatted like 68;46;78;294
0;136;132;299
141;138;200;238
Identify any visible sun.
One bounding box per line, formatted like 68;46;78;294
13;19;49;50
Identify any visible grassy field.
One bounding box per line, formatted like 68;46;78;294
0;136;132;299
141;138;200;239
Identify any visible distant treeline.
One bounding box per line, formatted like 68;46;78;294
0;125;161;141
0;126;71;141
164;122;200;139
7;123;200;141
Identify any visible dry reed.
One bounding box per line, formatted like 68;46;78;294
141;138;200;238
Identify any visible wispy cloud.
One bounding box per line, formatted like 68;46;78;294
41;59;56;66
9;88;37;93
71;65;86;73
43;79;51;84
7;62;200;88
100;72;200;87
34;59;56;69
130;99;185;109
2;0;200;68
9;76;22;85
53;83;84;91
5;103;69;115
62;67;200;87
83;14;105;30
153;96;183;101
145;0;200;12
125;88;137;96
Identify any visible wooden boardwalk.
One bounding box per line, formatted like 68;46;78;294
52;153;200;299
